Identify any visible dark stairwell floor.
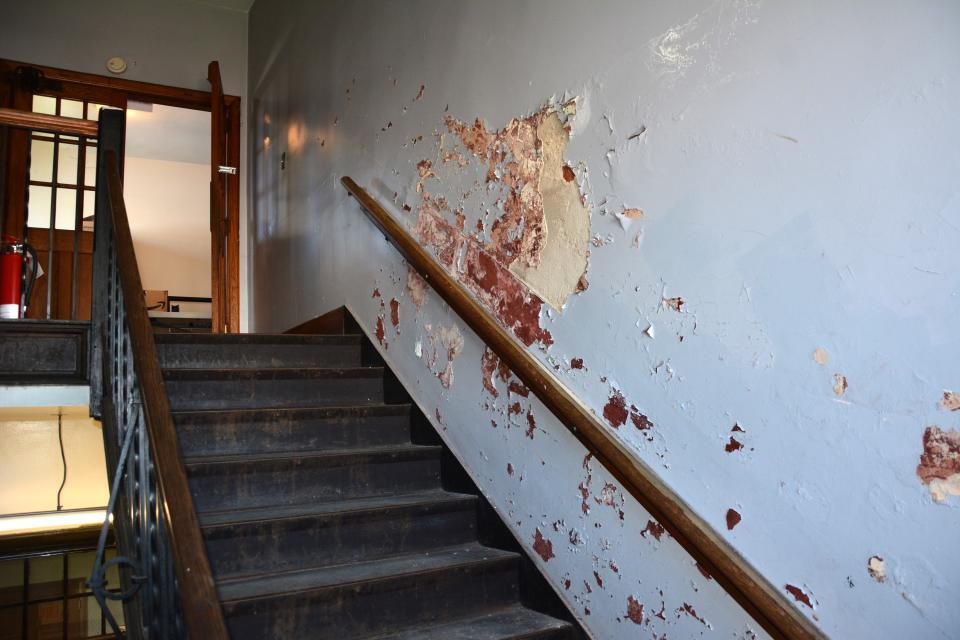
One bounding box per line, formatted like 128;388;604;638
157;327;585;639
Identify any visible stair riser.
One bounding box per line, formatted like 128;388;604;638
205;504;478;578
188;455;441;511
175;411;411;457
222;558;520;640
157;343;361;369
165;376;383;411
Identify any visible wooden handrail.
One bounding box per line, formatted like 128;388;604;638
105;152;229;638
0;107;98;137
342;176;826;640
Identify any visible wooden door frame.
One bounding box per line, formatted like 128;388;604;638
0;58;241;332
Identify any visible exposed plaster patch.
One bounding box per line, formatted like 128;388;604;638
678;602;711;628
406;267;427;308
833;373;848;397
868;556;886;583
389;298;400;329
726;508;742;530
813;347;829;365
414;199;463;269
939;391;960;412
421;324;464;389
663;296;684;312
785;584;816;609
626;596;644;625
642;520;665;541
533;528;555;562
916;426;960;502
445;103;591;310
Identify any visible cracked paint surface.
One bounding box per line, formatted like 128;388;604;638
251;1;960;637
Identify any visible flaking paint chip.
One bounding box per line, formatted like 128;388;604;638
940;391;960;412
813;347;828;365
867;556;886;583
833;374;848;397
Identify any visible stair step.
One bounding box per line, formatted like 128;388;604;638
155;333;363;369
219;544;520;640
185;444;442;512
200;490;478;579
172;404;412;456
375;605;574;640
163;367;384;411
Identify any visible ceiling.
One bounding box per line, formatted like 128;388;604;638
125;103;211;165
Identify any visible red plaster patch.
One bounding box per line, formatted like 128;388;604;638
414;201;463;269
726;509;742;530
462;241;553;347
593;571;604;589
785;584;814;608
725;437;745;453
630;411;654;431
609;561;619;573
570;357;584;369
480;348;500;398
626;596;644;625
507;463;514;476
508;381;530;397
532;528;555;562
642;520;665;541
603;390;629;428
413;84;425;101
678;602;708;627
564;579;572;590
389;298;400;327
525;409;536;439
562;165;576;182
731;423;746;433
372;288;381;298
375;317;386;345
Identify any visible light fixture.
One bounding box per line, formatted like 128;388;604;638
106;57;127;74
0;508;111;536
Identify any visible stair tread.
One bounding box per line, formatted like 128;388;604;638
199;489;476;528
368;605;572;640
162;366;384;380
185;443;441;467
218;543;518;603
155;332;362;345
172;403;410;422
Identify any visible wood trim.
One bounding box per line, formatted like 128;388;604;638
0;58;239;111
284;307;348;335
208;61;226;334
105;152;229;638
340;176;826;640
0;107;98;137
226;99;241;332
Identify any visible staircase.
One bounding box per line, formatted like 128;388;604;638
156;328;579;639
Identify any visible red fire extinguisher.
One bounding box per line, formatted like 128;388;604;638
1;234;39;319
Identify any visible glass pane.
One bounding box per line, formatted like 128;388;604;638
83;190;95;229
84;146;98;187
32;94;56;115
67;595;90;638
0;604;23;637
67;552;95;595
30;138;54;181
107;596;124;630
58;141;80;186
61;99;84;119
27;600;63;637
56;188;79;230
27;555;63;601
27;185;52;228
0;559;24;605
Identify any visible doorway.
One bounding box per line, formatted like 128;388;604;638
0;59;241;332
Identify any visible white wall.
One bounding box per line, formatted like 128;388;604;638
123;156;211;311
0;0;251;328
248;1;960;638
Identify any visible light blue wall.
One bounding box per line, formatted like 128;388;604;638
248;1;960;637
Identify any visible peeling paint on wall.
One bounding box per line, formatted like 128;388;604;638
533;528;555;562
868;556;886;583
833;374;848;397
916;426;960;502
939;391;960;412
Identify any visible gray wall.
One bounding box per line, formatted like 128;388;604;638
0;0;251;329
247;1;960;638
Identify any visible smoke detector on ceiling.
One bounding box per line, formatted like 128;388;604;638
106;57;127;74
